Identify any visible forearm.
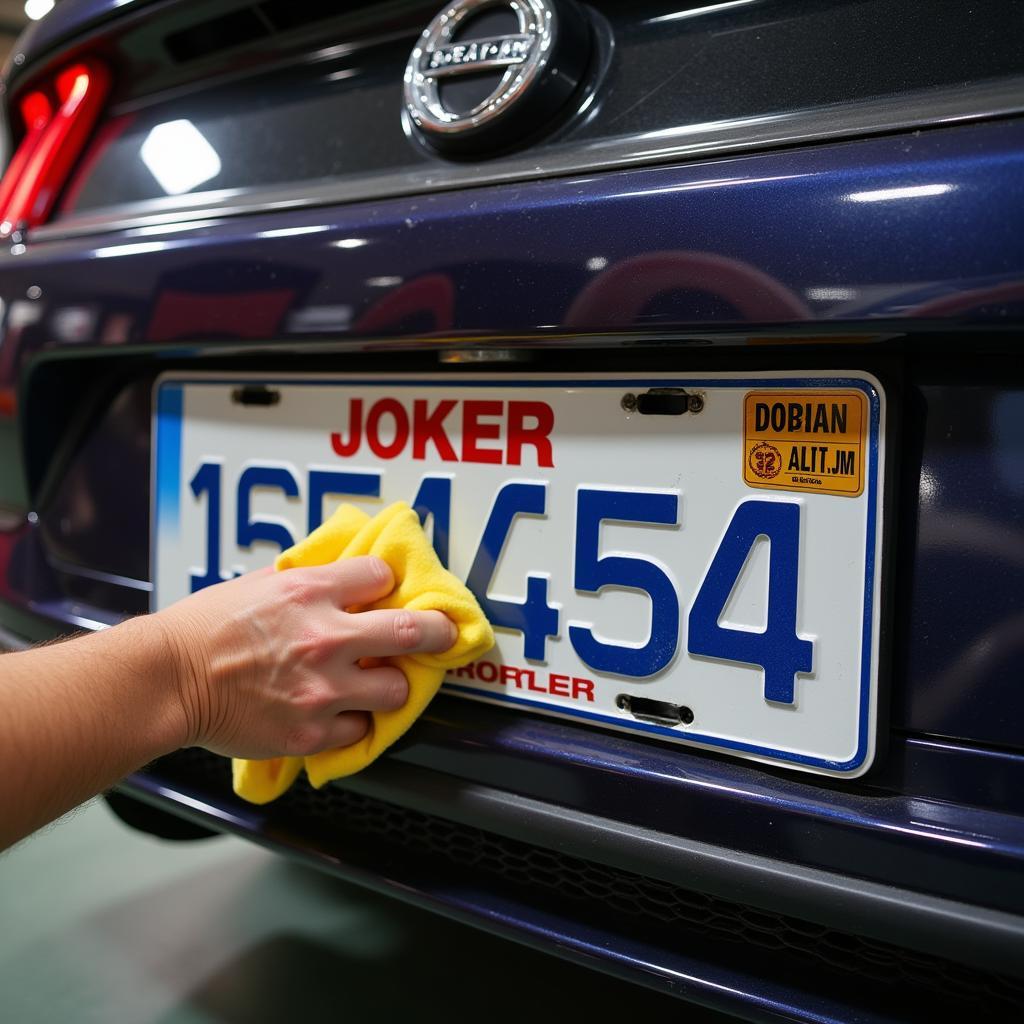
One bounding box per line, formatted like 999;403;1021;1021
0;617;187;850
0;556;456;849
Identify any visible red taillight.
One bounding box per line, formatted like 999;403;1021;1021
0;91;53;224
0;59;110;236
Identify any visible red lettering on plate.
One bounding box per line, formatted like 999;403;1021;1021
331;398;362;456
572;677;595;702
548;673;570;697
366;399;409;459
412;399;458;461
462;401;503;464
507;401;554;468
476;660;499;683
331;397;556;465
452;662;594;704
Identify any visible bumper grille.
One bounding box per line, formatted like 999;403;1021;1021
149;749;1024;1013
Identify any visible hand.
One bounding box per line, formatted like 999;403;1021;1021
153;557;456;759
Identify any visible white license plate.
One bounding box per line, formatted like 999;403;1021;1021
152;371;885;778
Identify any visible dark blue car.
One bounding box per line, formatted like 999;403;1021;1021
1;1;1022;1020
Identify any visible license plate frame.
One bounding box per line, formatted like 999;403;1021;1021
151;370;886;779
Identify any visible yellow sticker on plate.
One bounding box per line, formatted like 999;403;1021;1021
743;390;867;497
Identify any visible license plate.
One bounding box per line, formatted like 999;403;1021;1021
152;371;885;778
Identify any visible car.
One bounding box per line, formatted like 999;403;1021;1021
1;0;1023;1020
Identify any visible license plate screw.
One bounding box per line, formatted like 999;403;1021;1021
621;392;638;412
688;393;705;414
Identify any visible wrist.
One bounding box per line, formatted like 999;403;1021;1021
103;614;196;758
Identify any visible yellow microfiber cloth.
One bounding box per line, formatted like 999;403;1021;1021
231;501;494;804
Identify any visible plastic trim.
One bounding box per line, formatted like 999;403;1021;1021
120;756;1024;983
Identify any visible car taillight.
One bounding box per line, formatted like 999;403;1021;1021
0;59;110;236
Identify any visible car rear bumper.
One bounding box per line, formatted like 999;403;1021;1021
120;733;1024;1024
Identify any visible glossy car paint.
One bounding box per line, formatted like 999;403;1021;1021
0;120;1020;347
1;0;1023;1019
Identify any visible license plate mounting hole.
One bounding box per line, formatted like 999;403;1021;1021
622;389;704;416
232;385;281;407
617;694;694;727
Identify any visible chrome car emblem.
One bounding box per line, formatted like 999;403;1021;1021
404;0;591;155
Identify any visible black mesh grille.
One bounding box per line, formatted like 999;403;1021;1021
151;749;1024;1012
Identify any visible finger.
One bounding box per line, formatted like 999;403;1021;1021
331;666;409;713
346;608;457;659
322;710;371;751
301;556;395;608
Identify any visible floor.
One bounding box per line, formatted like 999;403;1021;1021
1;800;734;1023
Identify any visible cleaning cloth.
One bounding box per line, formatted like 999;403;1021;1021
232;501;494;804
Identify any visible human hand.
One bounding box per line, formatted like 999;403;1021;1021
153;557;456;759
